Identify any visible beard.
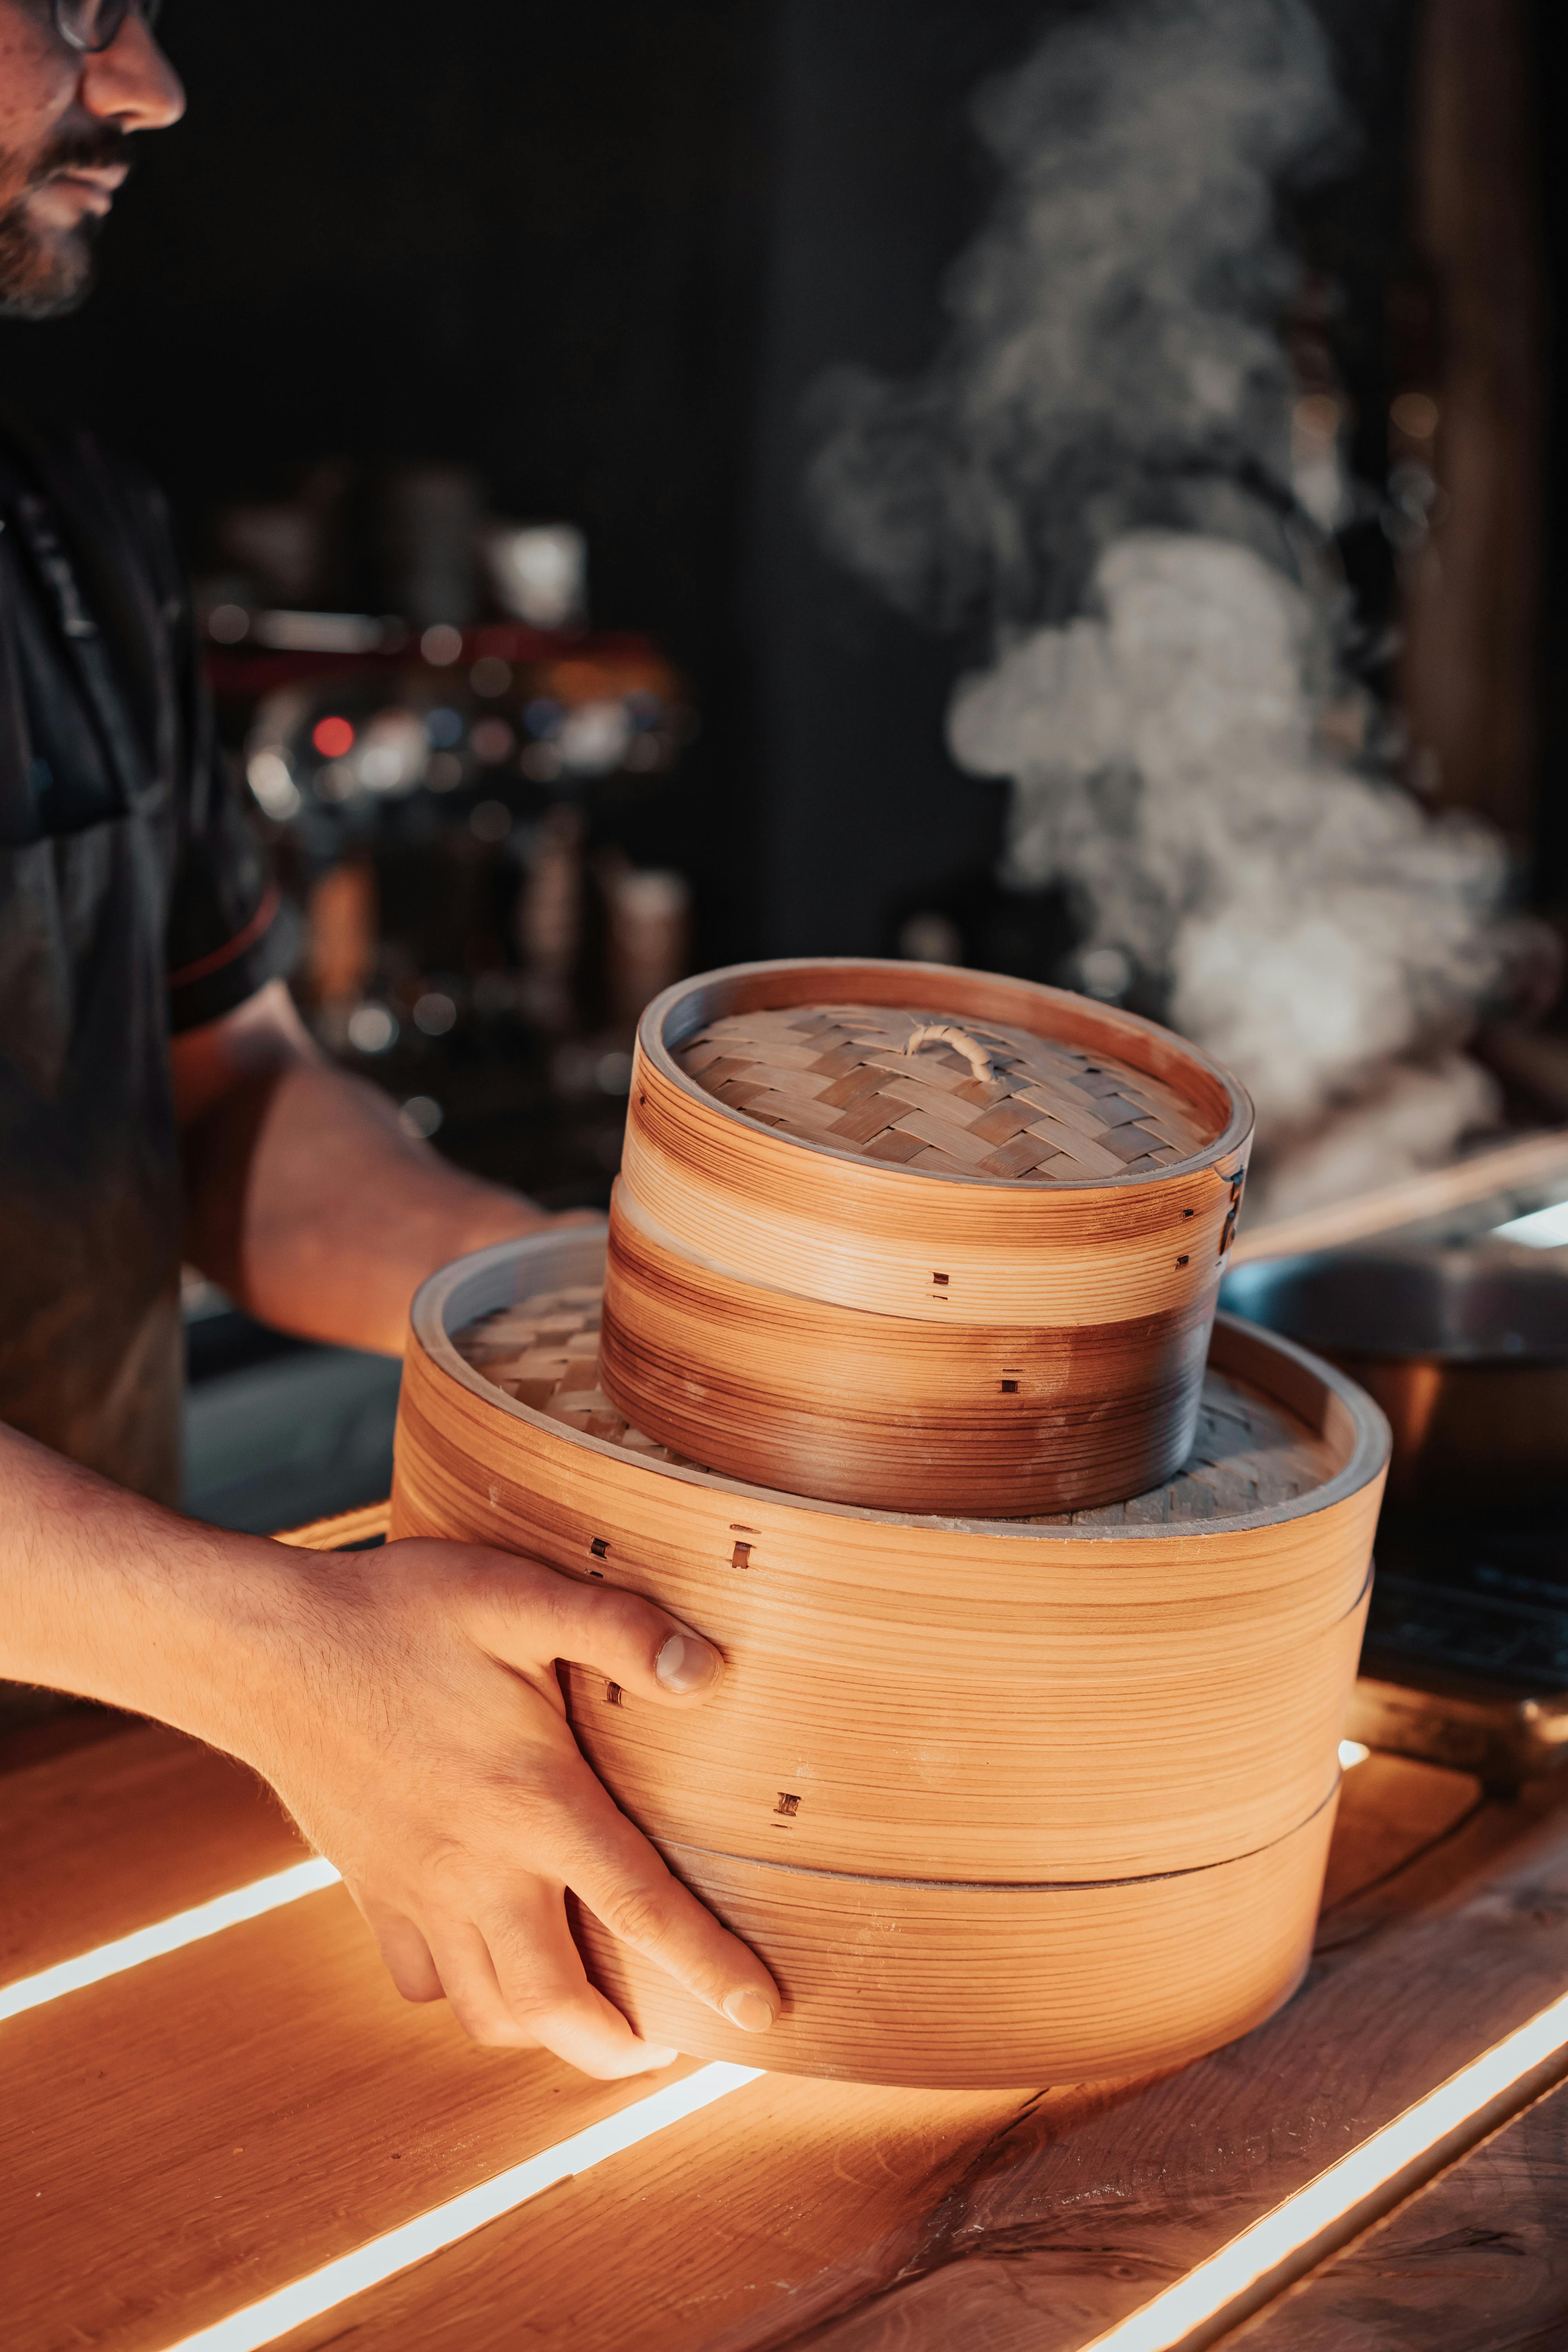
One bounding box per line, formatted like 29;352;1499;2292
0;123;131;321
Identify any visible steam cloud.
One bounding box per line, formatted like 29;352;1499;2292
806;0;1509;1196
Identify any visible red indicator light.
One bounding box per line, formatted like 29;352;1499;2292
312;715;355;758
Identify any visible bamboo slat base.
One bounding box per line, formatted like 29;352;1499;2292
570;1792;1339;2088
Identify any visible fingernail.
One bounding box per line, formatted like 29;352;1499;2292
723;1988;775;2034
655;1632;720;1694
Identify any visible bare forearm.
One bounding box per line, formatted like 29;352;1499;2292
0;1420;308;1767
184;1056;554;1354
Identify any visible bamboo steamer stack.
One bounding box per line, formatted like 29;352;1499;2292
391;958;1389;2088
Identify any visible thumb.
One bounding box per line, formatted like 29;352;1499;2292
471;1554;726;1708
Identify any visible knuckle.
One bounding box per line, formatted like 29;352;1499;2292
445;1992;531;2050
563;1576;658;1642
481;1907;550;1969
595;1880;679;1953
466;1550;548;1614
498;1989;570;2037
414;1834;477;1895
475;1958;583;2042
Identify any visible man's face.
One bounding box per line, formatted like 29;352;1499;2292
0;0;183;319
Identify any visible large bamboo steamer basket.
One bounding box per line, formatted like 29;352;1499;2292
396;1232;1381;1883
602;958;1254;1515
568;1797;1339;2087
392;1229;1386;2087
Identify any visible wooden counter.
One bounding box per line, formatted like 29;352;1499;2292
8;1695;1568;2350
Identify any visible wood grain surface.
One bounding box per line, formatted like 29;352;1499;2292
258;1755;1546;2352
616;961;1250;1517
454;1279;1354;1515
1234;2076;1568;2350
455;1274;1344;1522
599;1180;1213;1513
1;1724;305;1988
1316;1748;1483;1908
784;1796;1568;2352
622;959;1252;1330
3;1874;698;2352
267;2075;1133;2352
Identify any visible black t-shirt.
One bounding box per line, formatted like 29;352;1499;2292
0;420;288;1032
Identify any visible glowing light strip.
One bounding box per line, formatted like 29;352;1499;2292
1079;1985;1568;2352
160;2062;763;2352
1493;1198;1568;1249
5;1746;1375;2029
0;1858;341;2024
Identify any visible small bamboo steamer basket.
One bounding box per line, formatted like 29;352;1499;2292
602;957;1254;1515
392;1228;1387;2088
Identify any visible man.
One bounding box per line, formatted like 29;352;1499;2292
0;0;778;2078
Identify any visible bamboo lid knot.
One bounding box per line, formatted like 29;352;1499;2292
903;1020;994;1082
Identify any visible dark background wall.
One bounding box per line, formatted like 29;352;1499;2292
0;0;779;956
1;0;1540;965
1;2;770;632
737;0;1049;959
0;0;1050;964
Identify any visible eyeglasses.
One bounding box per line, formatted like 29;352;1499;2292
52;0;163;54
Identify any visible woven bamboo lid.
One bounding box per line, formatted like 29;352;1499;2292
672;1001;1210;1182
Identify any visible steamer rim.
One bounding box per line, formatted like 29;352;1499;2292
409;1228;1391;1545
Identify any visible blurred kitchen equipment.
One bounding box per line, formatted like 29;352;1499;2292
306;857;379;1024
382;464;484;629
213;501;326;608
599;857;691;1027
1227;1127;1568;1267
195;450;704;1227
1344;1497;1568;1789
482;522;586;629
1220;1241;1568;1503
1224;1134;1568;1787
515;805;585;1033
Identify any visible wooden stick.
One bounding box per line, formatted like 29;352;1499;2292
274;1501;391;1551
1232;1126;1568;1264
